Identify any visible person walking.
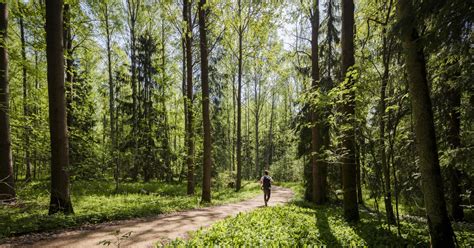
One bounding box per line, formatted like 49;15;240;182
260;170;273;206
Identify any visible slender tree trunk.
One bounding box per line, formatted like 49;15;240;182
235;0;243;191
161;17;172;182
246;78;250;179
356;143;363;204
45;0;73;215
310;0;326;204
397;0;454;246
103;3;118;192
232;73;236;172
33;51;39;180
254;77;260;178
380;30;396;224
0;3;15;201
184;0;195;195
199;0;212;203
126;0;139;180
266;91;275;169
19;7;31;182
341;0;359;222
181;18;187;183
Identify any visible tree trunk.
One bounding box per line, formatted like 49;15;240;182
103;3;118;192
180;14;187;183
235;0;243;191
45;0;73;215
0;3;15;202
232;73;236;172
341;0;359;222
103;2;120;191
380;29;396;224
310;0;326;204
356;142;363;204
126;0;139;180
266;91;275;169
184;0;195;195
199;0;212;203
19;7;31;182
254;77;260;178
396;0;454;246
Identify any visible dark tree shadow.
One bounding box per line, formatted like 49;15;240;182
315;208;342;247
350;213;427;247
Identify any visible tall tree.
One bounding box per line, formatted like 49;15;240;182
396;0;454;246
378;0;396;225
183;0;195;195
309;0;326;204
340;0;359;222
235;0;243;190
126;0;140;180
19;2;31;181
45;0;73;215
99;0;118;191
0;2;15;202
199;0;212;203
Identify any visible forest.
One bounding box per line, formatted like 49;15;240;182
0;0;473;247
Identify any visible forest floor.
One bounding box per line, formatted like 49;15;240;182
1;187;294;248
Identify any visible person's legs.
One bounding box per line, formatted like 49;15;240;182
264;188;271;205
263;189;267;206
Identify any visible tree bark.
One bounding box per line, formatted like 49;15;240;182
266;91;275;169
19;6;31;182
199;0;212;203
356;142;363;204
341;0;359;222
380;29;396;224
310;0;326;204
253;76;260;178
45;0;73;215
184;0;195;195
126;0;139;180
0;2;15;202
396;0;455;246
102;3;118;191
235;0;243;191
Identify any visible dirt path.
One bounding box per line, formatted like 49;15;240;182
2;187;293;248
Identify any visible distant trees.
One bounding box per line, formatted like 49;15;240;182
45;0;73;215
0;2;15;202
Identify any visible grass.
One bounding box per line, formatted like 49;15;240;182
167;183;474;247
0;180;262;239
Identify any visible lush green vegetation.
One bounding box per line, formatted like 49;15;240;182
167;185;474;247
0;181;261;239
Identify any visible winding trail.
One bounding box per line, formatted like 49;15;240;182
2;187;293;248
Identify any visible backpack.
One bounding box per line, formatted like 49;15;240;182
263;175;271;189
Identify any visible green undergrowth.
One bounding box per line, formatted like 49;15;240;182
167;189;474;247
0;180;261;239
